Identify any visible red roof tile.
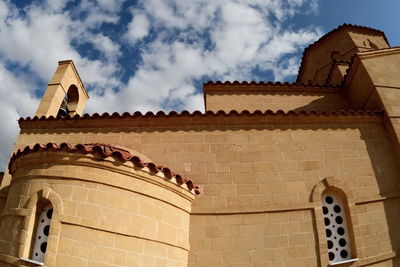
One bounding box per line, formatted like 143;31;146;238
9;143;200;195
19;109;384;123
203;80;340;87
17;109;385;130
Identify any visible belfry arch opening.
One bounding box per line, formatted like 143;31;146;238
57;84;79;117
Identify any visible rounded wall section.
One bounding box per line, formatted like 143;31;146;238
2;144;197;267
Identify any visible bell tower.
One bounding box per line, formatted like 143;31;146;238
34;60;89;117
297;24;390;85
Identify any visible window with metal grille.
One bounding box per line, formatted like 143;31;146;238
32;204;53;263
322;191;353;264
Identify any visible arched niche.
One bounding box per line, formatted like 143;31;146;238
330;51;341;61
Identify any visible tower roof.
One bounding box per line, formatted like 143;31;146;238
296;24;389;83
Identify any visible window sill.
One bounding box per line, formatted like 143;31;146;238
329;258;358;266
20;258;44;266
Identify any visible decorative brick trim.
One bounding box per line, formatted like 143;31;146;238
310;177;354;204
23;187;64;215
9;143;200;195
17;109;385;130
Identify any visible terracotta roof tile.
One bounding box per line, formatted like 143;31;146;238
19;109;384;123
296;23;389;83
9;143;200;195
17;109;385;130
203;81;339;87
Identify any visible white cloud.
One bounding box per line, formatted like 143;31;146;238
0;1;9;20
74;0;126;29
87;0;321;115
124;11;150;45
44;0;71;12
0;2;123;86
0;0;322;170
0;11;78;78
89;34;122;60
0;0;126;169
0;62;39;170
211;2;272;65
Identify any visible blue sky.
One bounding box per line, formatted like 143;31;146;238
303;1;400;45
0;0;399;170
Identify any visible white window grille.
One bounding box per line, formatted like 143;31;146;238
321;191;353;264
32;205;53;263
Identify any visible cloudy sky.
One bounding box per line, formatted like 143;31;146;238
0;0;399;171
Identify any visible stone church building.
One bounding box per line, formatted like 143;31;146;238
0;24;400;266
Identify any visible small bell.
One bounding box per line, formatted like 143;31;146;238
57;96;70;117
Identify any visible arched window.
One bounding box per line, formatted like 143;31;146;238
330;51;341;61
322;190;353;264
31;203;53;263
20;200;54;265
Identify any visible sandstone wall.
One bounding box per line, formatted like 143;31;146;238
7;117;400;266
205;91;351;112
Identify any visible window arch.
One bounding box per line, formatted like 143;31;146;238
57;84;79;117
321;190;353;264
330;51;341;61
